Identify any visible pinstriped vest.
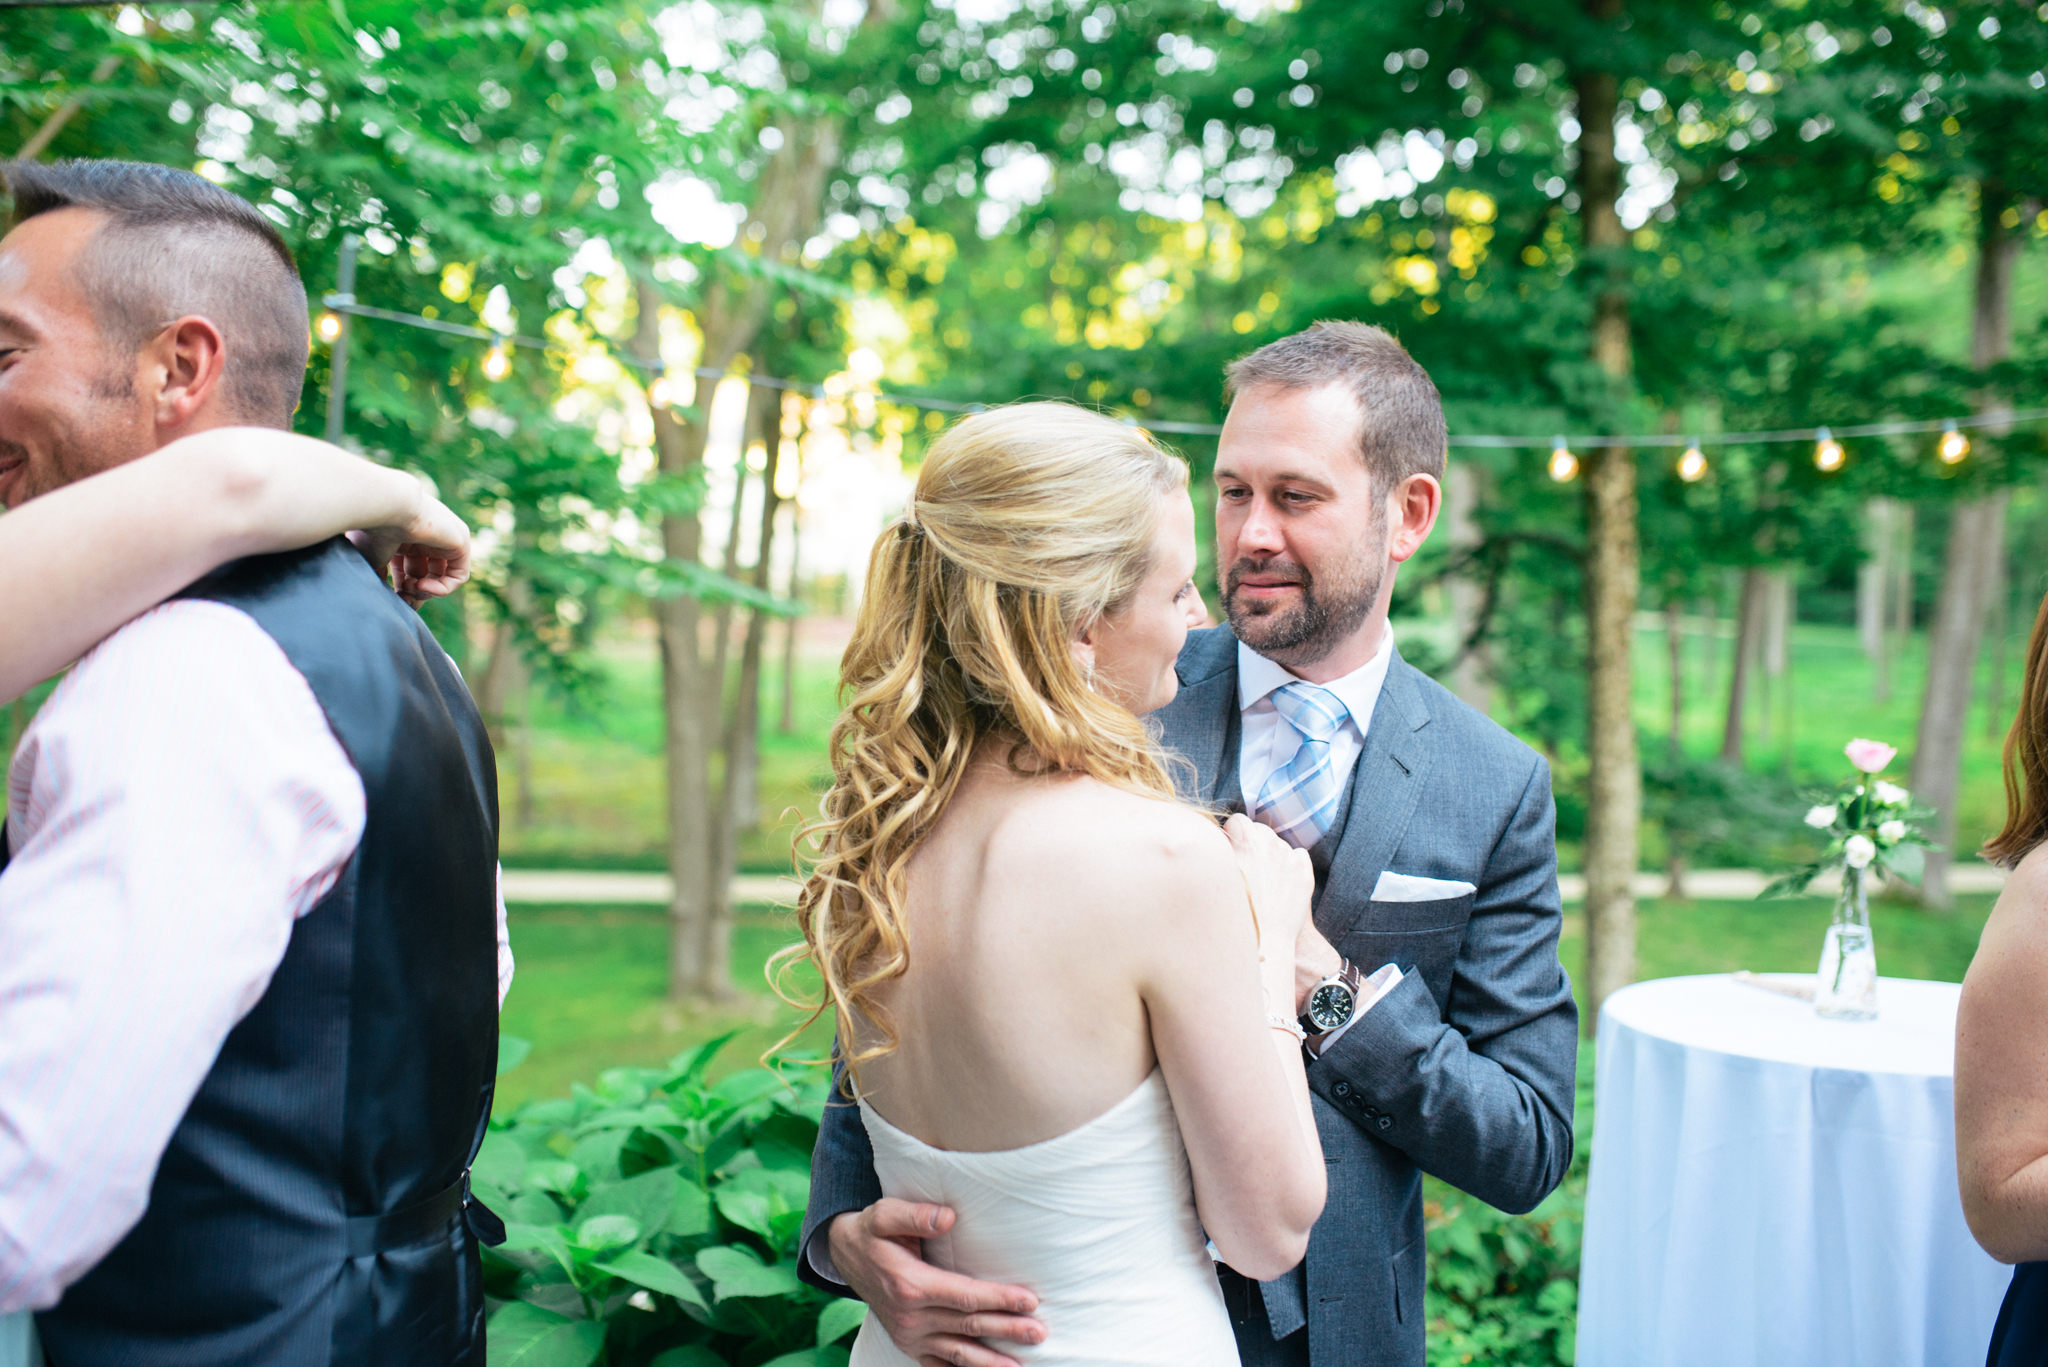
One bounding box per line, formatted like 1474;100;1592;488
35;538;501;1367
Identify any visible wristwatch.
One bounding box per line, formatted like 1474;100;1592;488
1299;959;1367;1053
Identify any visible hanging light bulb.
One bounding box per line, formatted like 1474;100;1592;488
482;339;512;382
1814;426;1844;472
1677;439;1708;483
315;311;343;343
1938;419;1970;464
1547;435;1578;482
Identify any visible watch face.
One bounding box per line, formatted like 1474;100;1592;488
1307;981;1356;1031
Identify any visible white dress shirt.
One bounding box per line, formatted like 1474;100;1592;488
0;600;513;1315
1236;628;1402;1052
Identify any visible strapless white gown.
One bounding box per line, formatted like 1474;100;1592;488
851;1068;1239;1365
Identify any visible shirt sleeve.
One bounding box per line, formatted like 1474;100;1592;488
0;601;365;1313
496;863;514;1010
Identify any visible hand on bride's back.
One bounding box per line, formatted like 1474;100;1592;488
1222;813;1314;945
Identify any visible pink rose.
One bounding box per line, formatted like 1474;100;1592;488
1845;738;1898;774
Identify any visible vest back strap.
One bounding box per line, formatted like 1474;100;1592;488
346;1175;468;1257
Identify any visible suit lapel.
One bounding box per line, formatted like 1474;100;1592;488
1156;627;1241;808
1317;652;1437;940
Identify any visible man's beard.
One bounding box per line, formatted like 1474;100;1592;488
1224;520;1387;668
0;366;140;507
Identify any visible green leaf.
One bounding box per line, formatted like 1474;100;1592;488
526;1160;582;1198
473;1130;527;1193
712;1070;793;1107
696;1244;804;1301
665;1031;740;1088
498;1035;533;1076
763;1349;852;1367
574;1213;641;1251
649;1349;727;1367
485;1301;606;1367
580;1167;682;1241
569;1128;628;1183
670;1182;714;1237
713;1166;810;1242
818;1298;868;1347
594;1249;710;1310
1879;841;1925;885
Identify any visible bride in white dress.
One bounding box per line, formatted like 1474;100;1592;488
788;403;1327;1365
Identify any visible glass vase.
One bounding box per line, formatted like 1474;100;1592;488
1814;863;1879;1020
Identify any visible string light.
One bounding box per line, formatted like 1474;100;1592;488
1677;440;1708;482
1814;426;1845;472
1938;419;1970;464
315;312;342;343
1547;435;1578;482
482;340;512;382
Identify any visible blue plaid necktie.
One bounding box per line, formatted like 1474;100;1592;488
1254;682;1349;850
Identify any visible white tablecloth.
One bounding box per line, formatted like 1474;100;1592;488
1578;974;2012;1367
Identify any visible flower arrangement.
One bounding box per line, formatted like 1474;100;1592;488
1762;738;1936;899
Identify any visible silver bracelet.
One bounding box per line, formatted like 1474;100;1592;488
1267;1012;1307;1043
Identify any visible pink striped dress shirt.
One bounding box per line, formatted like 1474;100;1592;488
0;600;512;1315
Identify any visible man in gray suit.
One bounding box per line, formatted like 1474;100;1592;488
798;320;1578;1367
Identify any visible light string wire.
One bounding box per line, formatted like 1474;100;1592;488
321;294;2048;449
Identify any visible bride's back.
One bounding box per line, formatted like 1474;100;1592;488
852;754;1221;1152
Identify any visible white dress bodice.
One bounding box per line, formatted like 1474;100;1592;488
850;1068;1239;1365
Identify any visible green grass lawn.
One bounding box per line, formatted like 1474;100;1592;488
1559;891;1994;995
496;890;1997;1113
495;900;834;1111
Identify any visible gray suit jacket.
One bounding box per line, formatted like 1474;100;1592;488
799;627;1578;1366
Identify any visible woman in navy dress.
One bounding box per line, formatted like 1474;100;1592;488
1960;587;2048;1367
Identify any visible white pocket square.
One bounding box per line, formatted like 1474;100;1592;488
1372;872;1477;902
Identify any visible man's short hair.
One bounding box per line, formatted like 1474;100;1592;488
2;159;309;426
1224;320;1448;489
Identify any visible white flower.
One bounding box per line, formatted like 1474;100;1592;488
1874;780;1908;806
1805;804;1838;829
1844;834;1877;869
1878;820;1907;843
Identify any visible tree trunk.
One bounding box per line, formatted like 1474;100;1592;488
1665;597;1684;769
1445;460;1492;715
1575;51;1639;1036
476;580;536;830
632;270;715;1002
1721;567;1765;764
1913;179;2032;908
1987;545;2011;740
1913;495;2008;908
780;503;803;735
706;382;771;740
706;416;787;1001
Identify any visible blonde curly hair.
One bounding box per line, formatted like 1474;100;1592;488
774;402;1190;1079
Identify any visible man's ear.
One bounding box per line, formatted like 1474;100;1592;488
1386;472;1443;564
142;315;230;435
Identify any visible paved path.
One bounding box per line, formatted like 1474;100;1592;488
501;865;2008;907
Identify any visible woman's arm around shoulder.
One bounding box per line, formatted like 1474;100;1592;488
1958;845;2048;1263
0;428;468;702
1131;810;1326;1280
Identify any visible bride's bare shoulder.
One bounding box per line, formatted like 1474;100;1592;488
989;774;1236;888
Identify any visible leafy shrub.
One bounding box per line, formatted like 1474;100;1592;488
477;1033;863;1367
1421;1052;1592;1367
484;1037;1593;1366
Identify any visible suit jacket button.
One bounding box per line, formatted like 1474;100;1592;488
1332;1081;1351;1098
1377;1115;1393;1131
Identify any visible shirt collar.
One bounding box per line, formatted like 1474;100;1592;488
1236;625;1395;727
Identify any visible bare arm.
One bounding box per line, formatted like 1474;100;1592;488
1145;815;1326;1280
1957;850;2048;1264
0;428;467;702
